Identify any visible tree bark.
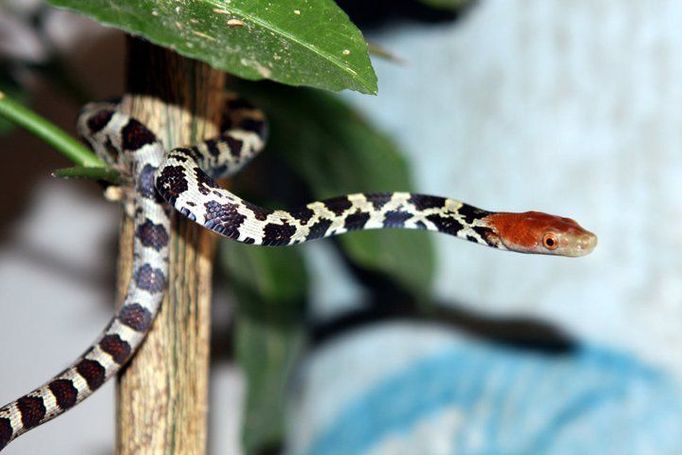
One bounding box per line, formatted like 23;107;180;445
114;38;225;455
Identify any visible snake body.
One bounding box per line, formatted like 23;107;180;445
0;95;597;450
0;101;172;451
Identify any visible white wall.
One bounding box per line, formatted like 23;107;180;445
340;0;682;377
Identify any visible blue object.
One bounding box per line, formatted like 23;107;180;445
304;343;682;455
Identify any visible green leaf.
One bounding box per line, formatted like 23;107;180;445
53;166;120;184
47;0;377;94
220;241;307;454
235;82;436;298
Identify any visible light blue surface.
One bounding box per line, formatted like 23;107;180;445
305;343;682;455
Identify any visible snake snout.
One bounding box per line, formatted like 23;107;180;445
577;232;598;255
567;230;597;257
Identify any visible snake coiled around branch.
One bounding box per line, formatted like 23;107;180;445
0;94;597;450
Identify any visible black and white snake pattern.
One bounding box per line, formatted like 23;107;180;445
0;94;597;450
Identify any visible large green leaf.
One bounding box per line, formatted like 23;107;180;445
235;82;436;298
47;0;377;94
221;241;307;454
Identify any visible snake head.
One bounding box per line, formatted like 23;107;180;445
484;211;597;257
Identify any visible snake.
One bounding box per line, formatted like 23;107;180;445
0;93;597;450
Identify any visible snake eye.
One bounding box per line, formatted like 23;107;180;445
543;232;559;250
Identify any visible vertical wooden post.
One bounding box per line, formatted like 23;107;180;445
114;38;225;455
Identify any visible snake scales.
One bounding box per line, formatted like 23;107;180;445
0;94;597;450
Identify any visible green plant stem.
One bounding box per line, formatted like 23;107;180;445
52;166;121;183
0;90;104;167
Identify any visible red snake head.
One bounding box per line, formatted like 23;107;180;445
484;211;597;257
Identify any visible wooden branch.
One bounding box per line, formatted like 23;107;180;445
114;38;225;455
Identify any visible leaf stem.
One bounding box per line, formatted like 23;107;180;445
52;166;121;184
0;90;104;167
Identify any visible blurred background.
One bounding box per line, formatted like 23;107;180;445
0;0;681;454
